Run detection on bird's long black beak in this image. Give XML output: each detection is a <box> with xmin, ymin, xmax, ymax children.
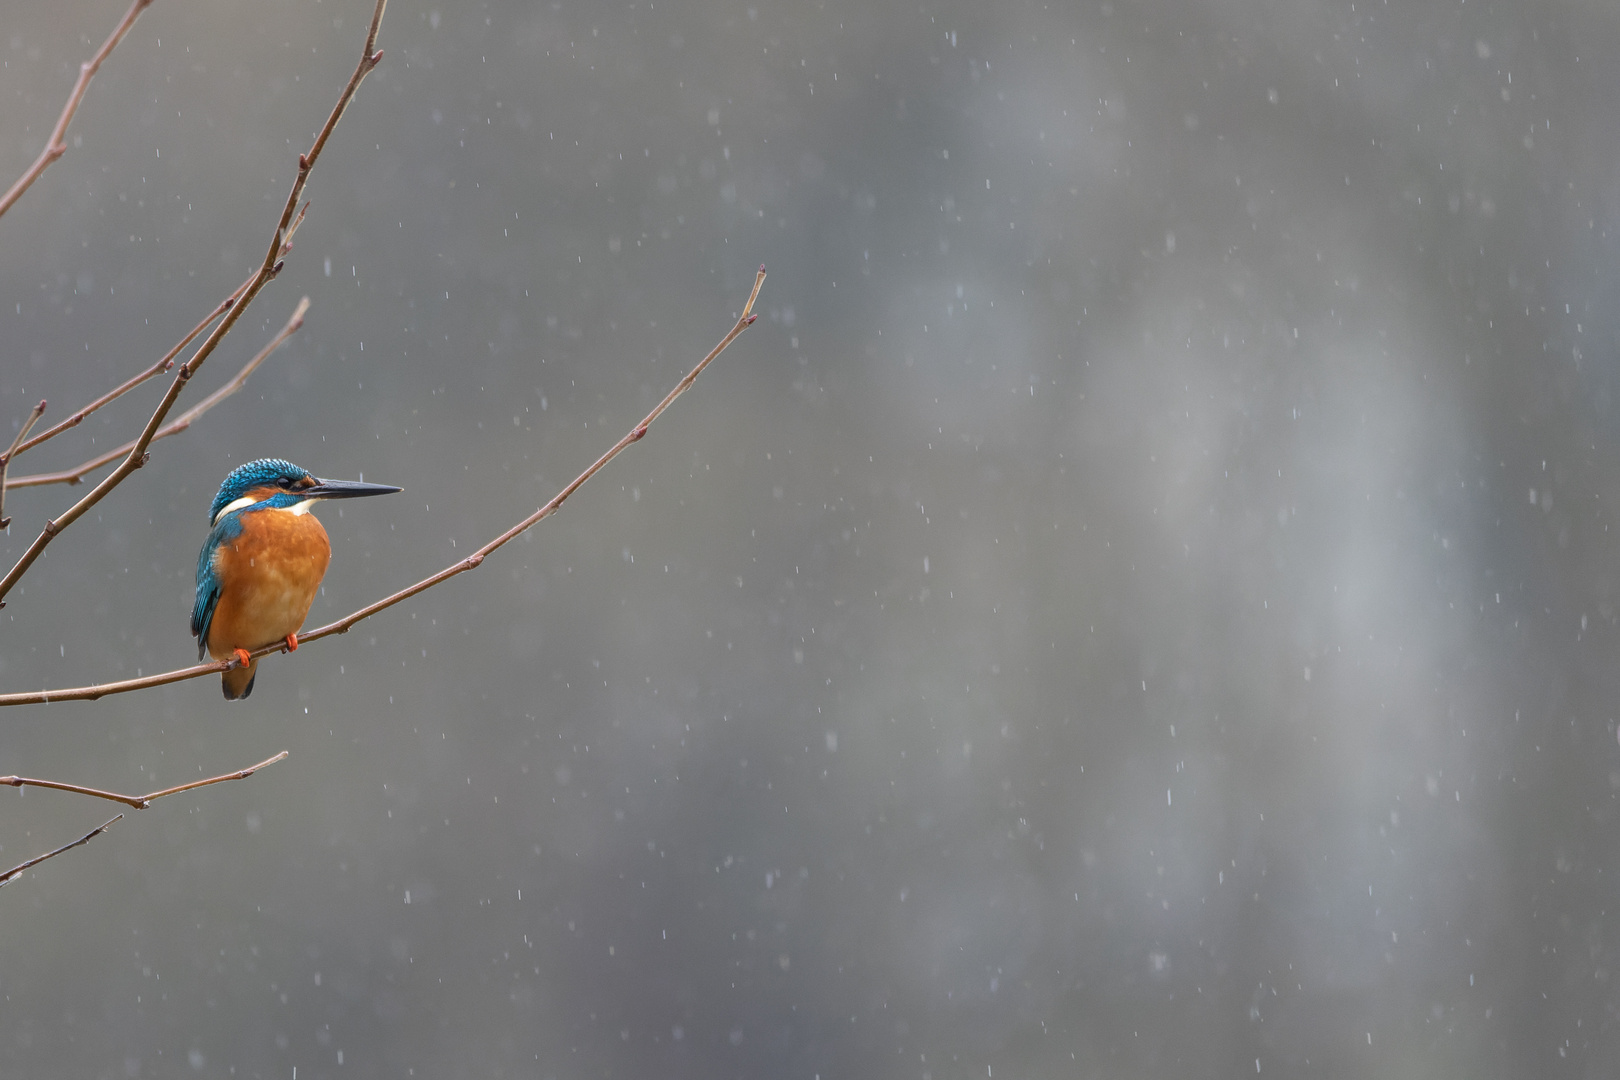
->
<box><xmin>305</xmin><ymin>478</ymin><xmax>402</xmax><ymax>500</ymax></box>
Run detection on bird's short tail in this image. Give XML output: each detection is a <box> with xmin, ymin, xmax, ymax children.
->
<box><xmin>222</xmin><ymin>657</ymin><xmax>259</xmax><ymax>700</ymax></box>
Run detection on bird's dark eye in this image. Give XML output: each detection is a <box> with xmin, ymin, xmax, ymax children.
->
<box><xmin>277</xmin><ymin>477</ymin><xmax>292</xmax><ymax>488</ymax></box>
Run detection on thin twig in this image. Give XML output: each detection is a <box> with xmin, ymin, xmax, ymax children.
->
<box><xmin>0</xmin><ymin>0</ymin><xmax>154</xmax><ymax>222</ymax></box>
<box><xmin>4</xmin><ymin>255</ymin><xmax>275</xmax><ymax>471</ymax></box>
<box><xmin>1</xmin><ymin>402</ymin><xmax>46</xmax><ymax>466</ymax></box>
<box><xmin>1</xmin><ymin>750</ymin><xmax>288</xmax><ymax>810</ymax></box>
<box><xmin>0</xmin><ymin>1</ymin><xmax>386</xmax><ymax>608</ymax></box>
<box><xmin>299</xmin><ymin>268</ymin><xmax>766</xmax><ymax>641</ymax></box>
<box><xmin>6</xmin><ymin>296</ymin><xmax>311</xmax><ymax>490</ymax></box>
<box><xmin>0</xmin><ymin>400</ymin><xmax>46</xmax><ymax>528</ymax></box>
<box><xmin>7</xmin><ymin>205</ymin><xmax>306</xmax><ymax>482</ymax></box>
<box><xmin>0</xmin><ymin>268</ymin><xmax>766</xmax><ymax>707</ymax></box>
<box><xmin>0</xmin><ymin>815</ymin><xmax>121</xmax><ymax>888</ymax></box>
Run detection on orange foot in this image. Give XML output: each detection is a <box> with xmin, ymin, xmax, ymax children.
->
<box><xmin>231</xmin><ymin>648</ymin><xmax>252</xmax><ymax>668</ymax></box>
<box><xmin>284</xmin><ymin>633</ymin><xmax>299</xmax><ymax>652</ymax></box>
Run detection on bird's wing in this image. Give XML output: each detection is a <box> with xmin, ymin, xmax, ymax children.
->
<box><xmin>191</xmin><ymin>513</ymin><xmax>243</xmax><ymax>659</ymax></box>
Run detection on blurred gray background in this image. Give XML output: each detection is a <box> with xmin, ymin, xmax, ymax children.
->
<box><xmin>3</xmin><ymin>0</ymin><xmax>1619</xmax><ymax>1076</ymax></box>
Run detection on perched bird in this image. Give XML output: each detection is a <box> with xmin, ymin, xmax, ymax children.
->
<box><xmin>192</xmin><ymin>458</ymin><xmax>400</xmax><ymax>699</ymax></box>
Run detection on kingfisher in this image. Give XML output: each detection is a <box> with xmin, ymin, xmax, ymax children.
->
<box><xmin>191</xmin><ymin>458</ymin><xmax>400</xmax><ymax>699</ymax></box>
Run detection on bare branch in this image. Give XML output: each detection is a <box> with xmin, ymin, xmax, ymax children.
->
<box><xmin>298</xmin><ymin>268</ymin><xmax>766</xmax><ymax>640</ymax></box>
<box><xmin>1</xmin><ymin>402</ymin><xmax>46</xmax><ymax>466</ymax></box>
<box><xmin>1</xmin><ymin>751</ymin><xmax>288</xmax><ymax>810</ymax></box>
<box><xmin>6</xmin><ymin>296</ymin><xmax>311</xmax><ymax>490</ymax></box>
<box><xmin>6</xmin><ymin>205</ymin><xmax>307</xmax><ymax>476</ymax></box>
<box><xmin>0</xmin><ymin>400</ymin><xmax>46</xmax><ymax>528</ymax></box>
<box><xmin>0</xmin><ymin>269</ymin><xmax>766</xmax><ymax>707</ymax></box>
<box><xmin>0</xmin><ymin>0</ymin><xmax>154</xmax><ymax>222</ymax></box>
<box><xmin>0</xmin><ymin>1</ymin><xmax>386</xmax><ymax>608</ymax></box>
<box><xmin>9</xmin><ymin>204</ymin><xmax>307</xmax><ymax>488</ymax></box>
<box><xmin>0</xmin><ymin>815</ymin><xmax>122</xmax><ymax>888</ymax></box>
<box><xmin>11</xmin><ymin>280</ymin><xmax>242</xmax><ymax>468</ymax></box>
<box><xmin>135</xmin><ymin>749</ymin><xmax>289</xmax><ymax>802</ymax></box>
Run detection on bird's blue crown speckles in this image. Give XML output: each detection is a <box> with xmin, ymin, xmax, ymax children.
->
<box><xmin>209</xmin><ymin>458</ymin><xmax>311</xmax><ymax>524</ymax></box>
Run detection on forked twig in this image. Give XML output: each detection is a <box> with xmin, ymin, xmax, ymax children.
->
<box><xmin>1</xmin><ymin>227</ymin><xmax>305</xmax><ymax>474</ymax></box>
<box><xmin>6</xmin><ymin>296</ymin><xmax>311</xmax><ymax>490</ymax></box>
<box><xmin>0</xmin><ymin>400</ymin><xmax>46</xmax><ymax>528</ymax></box>
<box><xmin>0</xmin><ymin>816</ymin><xmax>121</xmax><ymax>888</ymax></box>
<box><xmin>0</xmin><ymin>0</ymin><xmax>386</xmax><ymax>608</ymax></box>
<box><xmin>0</xmin><ymin>0</ymin><xmax>154</xmax><ymax>222</ymax></box>
<box><xmin>0</xmin><ymin>268</ymin><xmax>766</xmax><ymax>707</ymax></box>
<box><xmin>1</xmin><ymin>750</ymin><xmax>288</xmax><ymax>810</ymax></box>
<box><xmin>0</xmin><ymin>752</ymin><xmax>287</xmax><ymax>885</ymax></box>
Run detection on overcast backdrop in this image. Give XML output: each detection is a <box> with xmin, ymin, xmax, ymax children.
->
<box><xmin>4</xmin><ymin>0</ymin><xmax>1620</xmax><ymax>1077</ymax></box>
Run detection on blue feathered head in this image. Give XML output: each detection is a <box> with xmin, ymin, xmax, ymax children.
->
<box><xmin>208</xmin><ymin>459</ymin><xmax>312</xmax><ymax>524</ymax></box>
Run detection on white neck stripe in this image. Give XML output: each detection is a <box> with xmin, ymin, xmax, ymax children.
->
<box><xmin>213</xmin><ymin>495</ymin><xmax>260</xmax><ymax>524</ymax></box>
<box><xmin>212</xmin><ymin>495</ymin><xmax>317</xmax><ymax>526</ymax></box>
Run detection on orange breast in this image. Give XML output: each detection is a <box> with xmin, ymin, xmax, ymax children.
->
<box><xmin>205</xmin><ymin>508</ymin><xmax>331</xmax><ymax>659</ymax></box>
